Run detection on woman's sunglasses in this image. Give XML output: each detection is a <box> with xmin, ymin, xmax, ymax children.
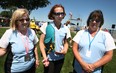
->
<box><xmin>53</xmin><ymin>12</ymin><xmax>65</xmax><ymax>16</ymax></box>
<box><xmin>18</xmin><ymin>18</ymin><xmax>30</xmax><ymax>22</ymax></box>
<box><xmin>90</xmin><ymin>19</ymin><xmax>101</xmax><ymax>23</ymax></box>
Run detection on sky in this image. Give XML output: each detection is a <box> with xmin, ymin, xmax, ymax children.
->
<box><xmin>0</xmin><ymin>0</ymin><xmax>116</xmax><ymax>29</ymax></box>
<box><xmin>30</xmin><ymin>0</ymin><xmax>116</xmax><ymax>29</ymax></box>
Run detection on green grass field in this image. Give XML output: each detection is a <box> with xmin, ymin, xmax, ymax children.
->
<box><xmin>0</xmin><ymin>28</ymin><xmax>116</xmax><ymax>73</ymax></box>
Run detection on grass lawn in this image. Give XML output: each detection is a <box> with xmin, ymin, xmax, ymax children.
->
<box><xmin>0</xmin><ymin>28</ymin><xmax>116</xmax><ymax>73</ymax></box>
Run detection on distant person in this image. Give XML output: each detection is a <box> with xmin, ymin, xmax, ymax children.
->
<box><xmin>76</xmin><ymin>23</ymin><xmax>80</xmax><ymax>31</ymax></box>
<box><xmin>39</xmin><ymin>4</ymin><xmax>71</xmax><ymax>73</ymax></box>
<box><xmin>38</xmin><ymin>21</ymin><xmax>43</xmax><ymax>27</ymax></box>
<box><xmin>65</xmin><ymin>20</ymin><xmax>71</xmax><ymax>28</ymax></box>
<box><xmin>72</xmin><ymin>10</ymin><xmax>116</xmax><ymax>73</ymax></box>
<box><xmin>103</xmin><ymin>28</ymin><xmax>109</xmax><ymax>32</ymax></box>
<box><xmin>0</xmin><ymin>8</ymin><xmax>39</xmax><ymax>73</ymax></box>
<box><xmin>65</xmin><ymin>20</ymin><xmax>72</xmax><ymax>48</ymax></box>
<box><xmin>30</xmin><ymin>19</ymin><xmax>37</xmax><ymax>31</ymax></box>
<box><xmin>109</xmin><ymin>29</ymin><xmax>112</xmax><ymax>35</ymax></box>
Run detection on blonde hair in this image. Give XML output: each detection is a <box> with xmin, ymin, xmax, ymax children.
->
<box><xmin>10</xmin><ymin>8</ymin><xmax>29</xmax><ymax>30</ymax></box>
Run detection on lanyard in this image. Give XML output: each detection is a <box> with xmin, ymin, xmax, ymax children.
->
<box><xmin>88</xmin><ymin>29</ymin><xmax>99</xmax><ymax>51</ymax></box>
<box><xmin>19</xmin><ymin>31</ymin><xmax>29</xmax><ymax>54</ymax></box>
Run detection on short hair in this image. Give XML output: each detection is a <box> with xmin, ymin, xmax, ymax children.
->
<box><xmin>10</xmin><ymin>8</ymin><xmax>29</xmax><ymax>30</ymax></box>
<box><xmin>65</xmin><ymin>20</ymin><xmax>70</xmax><ymax>26</ymax></box>
<box><xmin>87</xmin><ymin>10</ymin><xmax>104</xmax><ymax>28</ymax></box>
<box><xmin>48</xmin><ymin>4</ymin><xmax>66</xmax><ymax>20</ymax></box>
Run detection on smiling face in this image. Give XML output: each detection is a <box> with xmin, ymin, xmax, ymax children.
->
<box><xmin>10</xmin><ymin>8</ymin><xmax>30</xmax><ymax>31</ymax></box>
<box><xmin>48</xmin><ymin>4</ymin><xmax>66</xmax><ymax>20</ymax></box>
<box><xmin>88</xmin><ymin>17</ymin><xmax>101</xmax><ymax>32</ymax></box>
<box><xmin>53</xmin><ymin>7</ymin><xmax>65</xmax><ymax>23</ymax></box>
<box><xmin>87</xmin><ymin>10</ymin><xmax>104</xmax><ymax>33</ymax></box>
<box><xmin>16</xmin><ymin>13</ymin><xmax>30</xmax><ymax>31</ymax></box>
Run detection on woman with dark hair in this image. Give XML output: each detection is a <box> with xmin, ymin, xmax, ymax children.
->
<box><xmin>72</xmin><ymin>10</ymin><xmax>116</xmax><ymax>73</ymax></box>
<box><xmin>39</xmin><ymin>4</ymin><xmax>71</xmax><ymax>73</ymax></box>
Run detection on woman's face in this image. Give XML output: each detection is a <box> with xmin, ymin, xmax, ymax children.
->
<box><xmin>17</xmin><ymin>14</ymin><xmax>30</xmax><ymax>31</ymax></box>
<box><xmin>88</xmin><ymin>18</ymin><xmax>101</xmax><ymax>32</ymax></box>
<box><xmin>53</xmin><ymin>7</ymin><xmax>65</xmax><ymax>23</ymax></box>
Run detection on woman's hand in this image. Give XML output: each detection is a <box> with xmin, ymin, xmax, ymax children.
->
<box><xmin>42</xmin><ymin>58</ymin><xmax>49</xmax><ymax>67</ymax></box>
<box><xmin>55</xmin><ymin>46</ymin><xmax>68</xmax><ymax>55</ymax></box>
<box><xmin>81</xmin><ymin>62</ymin><xmax>94</xmax><ymax>73</ymax></box>
<box><xmin>35</xmin><ymin>59</ymin><xmax>40</xmax><ymax>68</ymax></box>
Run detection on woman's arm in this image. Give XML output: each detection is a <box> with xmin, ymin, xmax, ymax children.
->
<box><xmin>34</xmin><ymin>46</ymin><xmax>39</xmax><ymax>68</ymax></box>
<box><xmin>92</xmin><ymin>50</ymin><xmax>113</xmax><ymax>69</ymax></box>
<box><xmin>0</xmin><ymin>48</ymin><xmax>7</xmax><ymax>57</ymax></box>
<box><xmin>39</xmin><ymin>34</ymin><xmax>49</xmax><ymax>67</ymax></box>
<box><xmin>72</xmin><ymin>42</ymin><xmax>93</xmax><ymax>72</ymax></box>
<box><xmin>90</xmin><ymin>32</ymin><xmax>115</xmax><ymax>70</ymax></box>
<box><xmin>39</xmin><ymin>34</ymin><xmax>47</xmax><ymax>59</ymax></box>
<box><xmin>60</xmin><ymin>39</ymin><xmax>69</xmax><ymax>55</ymax></box>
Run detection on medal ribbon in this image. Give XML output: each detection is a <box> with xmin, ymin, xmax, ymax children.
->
<box><xmin>19</xmin><ymin>31</ymin><xmax>29</xmax><ymax>55</ymax></box>
<box><xmin>88</xmin><ymin>29</ymin><xmax>99</xmax><ymax>51</ymax></box>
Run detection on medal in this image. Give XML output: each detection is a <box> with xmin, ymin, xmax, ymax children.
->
<box><xmin>19</xmin><ymin>31</ymin><xmax>30</xmax><ymax>61</ymax></box>
<box><xmin>86</xmin><ymin>50</ymin><xmax>91</xmax><ymax>57</ymax></box>
<box><xmin>25</xmin><ymin>54</ymin><xmax>31</xmax><ymax>61</ymax></box>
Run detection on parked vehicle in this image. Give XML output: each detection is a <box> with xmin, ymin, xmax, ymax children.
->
<box><xmin>0</xmin><ymin>17</ymin><xmax>10</xmax><ymax>27</ymax></box>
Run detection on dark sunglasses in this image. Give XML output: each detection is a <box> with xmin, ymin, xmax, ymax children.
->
<box><xmin>89</xmin><ymin>19</ymin><xmax>101</xmax><ymax>23</ymax></box>
<box><xmin>53</xmin><ymin>12</ymin><xmax>65</xmax><ymax>16</ymax></box>
<box><xmin>18</xmin><ymin>18</ymin><xmax>30</xmax><ymax>22</ymax></box>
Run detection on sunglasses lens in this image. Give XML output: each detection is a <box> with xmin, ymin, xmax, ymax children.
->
<box><xmin>19</xmin><ymin>18</ymin><xmax>30</xmax><ymax>22</ymax></box>
<box><xmin>54</xmin><ymin>12</ymin><xmax>64</xmax><ymax>16</ymax></box>
<box><xmin>90</xmin><ymin>19</ymin><xmax>100</xmax><ymax>23</ymax></box>
<box><xmin>96</xmin><ymin>20</ymin><xmax>100</xmax><ymax>23</ymax></box>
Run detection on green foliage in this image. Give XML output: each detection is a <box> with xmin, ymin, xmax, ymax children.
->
<box><xmin>0</xmin><ymin>28</ymin><xmax>8</xmax><ymax>38</ymax></box>
<box><xmin>102</xmin><ymin>50</ymin><xmax>116</xmax><ymax>73</ymax></box>
<box><xmin>0</xmin><ymin>11</ymin><xmax>12</xmax><ymax>18</ymax></box>
<box><xmin>0</xmin><ymin>56</ymin><xmax>6</xmax><ymax>73</ymax></box>
<box><xmin>0</xmin><ymin>0</ymin><xmax>50</xmax><ymax>12</ymax></box>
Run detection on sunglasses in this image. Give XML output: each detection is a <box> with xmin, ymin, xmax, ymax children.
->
<box><xmin>89</xmin><ymin>19</ymin><xmax>101</xmax><ymax>23</ymax></box>
<box><xmin>53</xmin><ymin>12</ymin><xmax>65</xmax><ymax>16</ymax></box>
<box><xmin>18</xmin><ymin>18</ymin><xmax>30</xmax><ymax>22</ymax></box>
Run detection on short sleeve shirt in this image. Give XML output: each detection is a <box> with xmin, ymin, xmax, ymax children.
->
<box><xmin>73</xmin><ymin>29</ymin><xmax>116</xmax><ymax>73</ymax></box>
<box><xmin>0</xmin><ymin>28</ymin><xmax>39</xmax><ymax>72</ymax></box>
<box><xmin>40</xmin><ymin>22</ymin><xmax>71</xmax><ymax>61</ymax></box>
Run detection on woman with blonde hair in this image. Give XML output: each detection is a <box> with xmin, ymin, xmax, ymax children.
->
<box><xmin>0</xmin><ymin>8</ymin><xmax>39</xmax><ymax>73</ymax></box>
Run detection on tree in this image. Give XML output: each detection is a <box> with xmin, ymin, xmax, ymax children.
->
<box><xmin>0</xmin><ymin>11</ymin><xmax>12</xmax><ymax>18</ymax></box>
<box><xmin>0</xmin><ymin>0</ymin><xmax>50</xmax><ymax>12</ymax></box>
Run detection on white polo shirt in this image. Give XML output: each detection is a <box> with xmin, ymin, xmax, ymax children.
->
<box><xmin>73</xmin><ymin>29</ymin><xmax>116</xmax><ymax>73</ymax></box>
<box><xmin>40</xmin><ymin>22</ymin><xmax>71</xmax><ymax>61</ymax></box>
<box><xmin>0</xmin><ymin>28</ymin><xmax>38</xmax><ymax>72</ymax></box>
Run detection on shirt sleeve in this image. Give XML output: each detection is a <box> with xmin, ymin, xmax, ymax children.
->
<box><xmin>72</xmin><ymin>30</ymin><xmax>84</xmax><ymax>44</ymax></box>
<box><xmin>31</xmin><ymin>29</ymin><xmax>39</xmax><ymax>45</ymax></box>
<box><xmin>0</xmin><ymin>29</ymin><xmax>12</xmax><ymax>48</ymax></box>
<box><xmin>40</xmin><ymin>22</ymin><xmax>48</xmax><ymax>34</ymax></box>
<box><xmin>105</xmin><ymin>32</ymin><xmax>116</xmax><ymax>51</ymax></box>
<box><xmin>66</xmin><ymin>26</ymin><xmax>71</xmax><ymax>39</ymax></box>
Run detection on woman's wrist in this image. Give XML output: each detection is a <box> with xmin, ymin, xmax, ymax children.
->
<box><xmin>35</xmin><ymin>59</ymin><xmax>40</xmax><ymax>62</ymax></box>
<box><xmin>42</xmin><ymin>58</ymin><xmax>49</xmax><ymax>63</ymax></box>
<box><xmin>36</xmin><ymin>59</ymin><xmax>39</xmax><ymax>61</ymax></box>
<box><xmin>93</xmin><ymin>63</ymin><xmax>97</xmax><ymax>69</ymax></box>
